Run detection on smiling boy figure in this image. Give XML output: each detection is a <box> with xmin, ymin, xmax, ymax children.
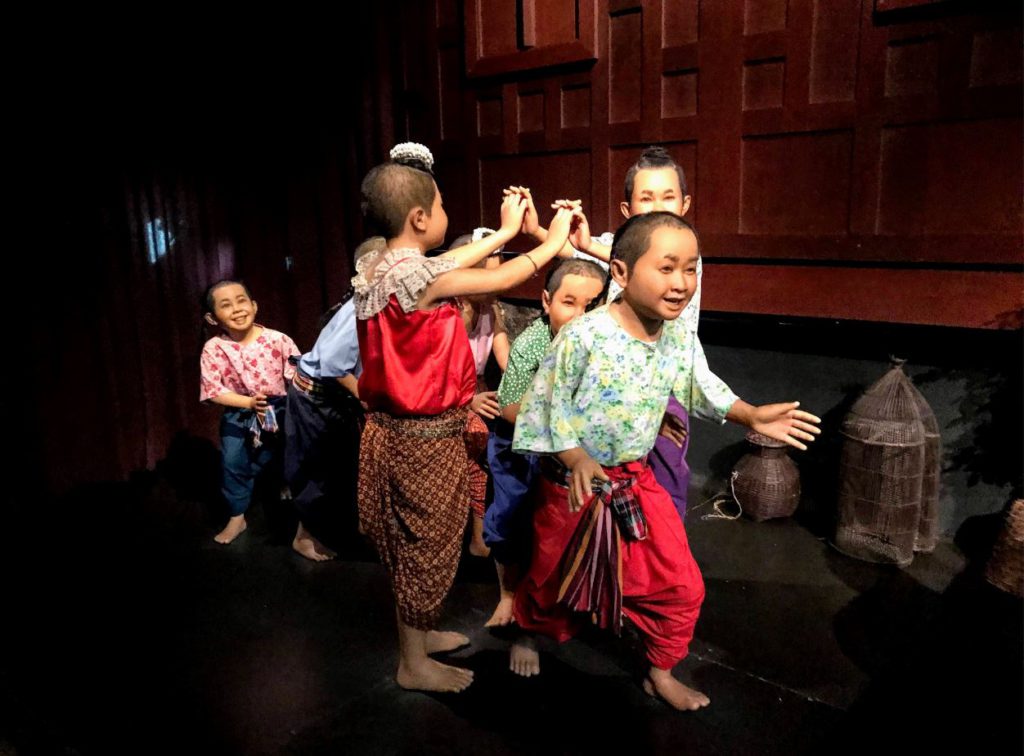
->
<box><xmin>512</xmin><ymin>212</ymin><xmax>821</xmax><ymax>710</ymax></box>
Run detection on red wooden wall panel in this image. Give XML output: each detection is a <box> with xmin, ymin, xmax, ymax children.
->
<box><xmin>420</xmin><ymin>0</ymin><xmax>1022</xmax><ymax>328</ymax></box>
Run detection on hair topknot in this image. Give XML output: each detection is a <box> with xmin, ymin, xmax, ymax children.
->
<box><xmin>390</xmin><ymin>142</ymin><xmax>434</xmax><ymax>174</ymax></box>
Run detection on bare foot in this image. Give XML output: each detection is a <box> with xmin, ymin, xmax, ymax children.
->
<box><xmin>643</xmin><ymin>668</ymin><xmax>710</xmax><ymax>711</ymax></box>
<box><xmin>214</xmin><ymin>515</ymin><xmax>247</xmax><ymax>544</ymax></box>
<box><xmin>292</xmin><ymin>522</ymin><xmax>336</xmax><ymax>562</ymax></box>
<box><xmin>425</xmin><ymin>630</ymin><xmax>470</xmax><ymax>654</ymax></box>
<box><xmin>484</xmin><ymin>595</ymin><xmax>515</xmax><ymax>628</ymax></box>
<box><xmin>397</xmin><ymin>658</ymin><xmax>474</xmax><ymax>693</ymax></box>
<box><xmin>469</xmin><ymin>515</ymin><xmax>491</xmax><ymax>558</ymax></box>
<box><xmin>509</xmin><ymin>635</ymin><xmax>540</xmax><ymax>677</ymax></box>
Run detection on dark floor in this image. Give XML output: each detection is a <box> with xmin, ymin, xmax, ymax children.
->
<box><xmin>1</xmin><ymin>474</ymin><xmax>1021</xmax><ymax>756</ymax></box>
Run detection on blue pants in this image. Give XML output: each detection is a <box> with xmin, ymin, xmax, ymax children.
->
<box><xmin>220</xmin><ymin>398</ymin><xmax>285</xmax><ymax>516</ymax></box>
<box><xmin>283</xmin><ymin>379</ymin><xmax>363</xmax><ymax>540</ymax></box>
<box><xmin>483</xmin><ymin>418</ymin><xmax>540</xmax><ymax>565</ymax></box>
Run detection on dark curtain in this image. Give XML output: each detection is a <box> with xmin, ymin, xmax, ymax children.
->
<box><xmin>17</xmin><ymin>8</ymin><xmax>409</xmax><ymax>497</ymax></box>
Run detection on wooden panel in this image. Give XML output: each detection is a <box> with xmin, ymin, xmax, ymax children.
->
<box><xmin>527</xmin><ymin>0</ymin><xmax>578</xmax><ymax>47</ymax></box>
<box><xmin>877</xmin><ymin>118</ymin><xmax>1023</xmax><ymax>237</ymax></box>
<box><xmin>609</xmin><ymin>9</ymin><xmax>643</xmax><ymax>124</ymax></box>
<box><xmin>662</xmin><ymin>69</ymin><xmax>699</xmax><ymax>118</ymax></box>
<box><xmin>702</xmin><ymin>265</ymin><xmax>1024</xmax><ymax>329</ymax></box>
<box><xmin>743</xmin><ymin>58</ymin><xmax>785</xmax><ymax>110</ymax></box>
<box><xmin>970</xmin><ymin>28</ymin><xmax>1024</xmax><ymax>89</ymax></box>
<box><xmin>809</xmin><ymin>0</ymin><xmax>859</xmax><ymax>103</ymax></box>
<box><xmin>479</xmin><ymin>0</ymin><xmax>518</xmax><ymax>57</ymax></box>
<box><xmin>477</xmin><ymin>95</ymin><xmax>503</xmax><ymax>136</ymax></box>
<box><xmin>464</xmin><ymin>0</ymin><xmax>597</xmax><ymax>77</ymax></box>
<box><xmin>885</xmin><ymin>35</ymin><xmax>940</xmax><ymax>98</ymax></box>
<box><xmin>561</xmin><ymin>84</ymin><xmax>591</xmax><ymax>128</ymax></box>
<box><xmin>518</xmin><ymin>91</ymin><xmax>545</xmax><ymax>133</ymax></box>
<box><xmin>662</xmin><ymin>0</ymin><xmax>700</xmax><ymax>47</ymax></box>
<box><xmin>740</xmin><ymin>131</ymin><xmax>852</xmax><ymax>235</ymax></box>
<box><xmin>433</xmin><ymin>0</ymin><xmax>1023</xmax><ymax>328</ymax></box>
<box><xmin>744</xmin><ymin>0</ymin><xmax>787</xmax><ymax>35</ymax></box>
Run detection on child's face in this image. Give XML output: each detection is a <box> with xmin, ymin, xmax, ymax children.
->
<box><xmin>615</xmin><ymin>226</ymin><xmax>698</xmax><ymax>323</ymax></box>
<box><xmin>206</xmin><ymin>283</ymin><xmax>258</xmax><ymax>336</ymax></box>
<box><xmin>621</xmin><ymin>167</ymin><xmax>692</xmax><ymax>219</ymax></box>
<box><xmin>543</xmin><ymin>273</ymin><xmax>606</xmax><ymax>335</ymax></box>
<box><xmin>423</xmin><ymin>182</ymin><xmax>449</xmax><ymax>249</ymax></box>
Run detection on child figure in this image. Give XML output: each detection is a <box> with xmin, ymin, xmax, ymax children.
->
<box><xmin>200</xmin><ymin>280</ymin><xmax>300</xmax><ymax>544</ymax></box>
<box><xmin>481</xmin><ymin>257</ymin><xmax>607</xmax><ymax>636</ymax></box>
<box><xmin>512</xmin><ymin>213</ymin><xmax>821</xmax><ymax>709</ymax></box>
<box><xmin>353</xmin><ymin>142</ymin><xmax>578</xmax><ymax>694</ymax></box>
<box><xmin>450</xmin><ymin>230</ymin><xmax>511</xmax><ymax>558</ymax></box>
<box><xmin>515</xmin><ymin>147</ymin><xmax>699</xmax><ymax>519</ymax></box>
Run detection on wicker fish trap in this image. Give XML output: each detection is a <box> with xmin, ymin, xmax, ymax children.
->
<box><xmin>835</xmin><ymin>360</ymin><xmax>926</xmax><ymax>566</ymax></box>
<box><xmin>732</xmin><ymin>431</ymin><xmax>801</xmax><ymax>521</ymax></box>
<box><xmin>985</xmin><ymin>499</ymin><xmax>1024</xmax><ymax>598</ymax></box>
<box><xmin>908</xmin><ymin>381</ymin><xmax>942</xmax><ymax>554</ymax></box>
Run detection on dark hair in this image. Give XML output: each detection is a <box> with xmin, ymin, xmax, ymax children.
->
<box><xmin>623</xmin><ymin>146</ymin><xmax>689</xmax><ymax>202</ymax></box>
<box><xmin>316</xmin><ymin>287</ymin><xmax>355</xmax><ymax>333</ymax></box>
<box><xmin>611</xmin><ymin>211</ymin><xmax>698</xmax><ymax>272</ymax></box>
<box><xmin>360</xmin><ymin>161</ymin><xmax>437</xmax><ymax>239</ymax></box>
<box><xmin>544</xmin><ymin>258</ymin><xmax>608</xmax><ymax>297</ymax></box>
<box><xmin>202</xmin><ymin>279</ymin><xmax>253</xmax><ymax>314</ymax></box>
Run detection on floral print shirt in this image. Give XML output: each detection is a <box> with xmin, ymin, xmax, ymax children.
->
<box><xmin>200</xmin><ymin>326</ymin><xmax>299</xmax><ymax>401</ymax></box>
<box><xmin>512</xmin><ymin>306</ymin><xmax>737</xmax><ymax>465</ymax></box>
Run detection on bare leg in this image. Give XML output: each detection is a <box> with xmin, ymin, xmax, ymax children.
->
<box><xmin>292</xmin><ymin>521</ymin><xmax>337</xmax><ymax>562</ymax></box>
<box><xmin>485</xmin><ymin>562</ymin><xmax>517</xmax><ymax>627</ymax></box>
<box><xmin>643</xmin><ymin>666</ymin><xmax>710</xmax><ymax>711</ymax></box>
<box><xmin>214</xmin><ymin>514</ymin><xmax>247</xmax><ymax>544</ymax></box>
<box><xmin>469</xmin><ymin>514</ymin><xmax>491</xmax><ymax>558</ymax></box>
<box><xmin>509</xmin><ymin>632</ymin><xmax>540</xmax><ymax>677</ymax></box>
<box><xmin>395</xmin><ymin>613</ymin><xmax>474</xmax><ymax>693</ymax></box>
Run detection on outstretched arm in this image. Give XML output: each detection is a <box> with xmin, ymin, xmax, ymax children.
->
<box><xmin>725</xmin><ymin>399</ymin><xmax>821</xmax><ymax>451</ymax></box>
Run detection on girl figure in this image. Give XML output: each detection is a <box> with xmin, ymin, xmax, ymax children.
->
<box><xmin>200</xmin><ymin>280</ymin><xmax>300</xmax><ymax>544</ymax></box>
<box><xmin>451</xmin><ymin>229</ymin><xmax>511</xmax><ymax>558</ymax></box>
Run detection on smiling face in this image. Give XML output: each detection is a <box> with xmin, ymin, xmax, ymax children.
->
<box><xmin>543</xmin><ymin>272</ymin><xmax>606</xmax><ymax>335</ymax></box>
<box><xmin>206</xmin><ymin>283</ymin><xmax>258</xmax><ymax>338</ymax></box>
<box><xmin>621</xmin><ymin>167</ymin><xmax>691</xmax><ymax>219</ymax></box>
<box><xmin>615</xmin><ymin>225</ymin><xmax>698</xmax><ymax>323</ymax></box>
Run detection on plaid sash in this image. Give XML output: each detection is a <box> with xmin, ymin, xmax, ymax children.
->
<box><xmin>249</xmin><ymin>404</ymin><xmax>279</xmax><ymax>448</ymax></box>
<box><xmin>551</xmin><ymin>462</ymin><xmax>649</xmax><ymax>635</ymax></box>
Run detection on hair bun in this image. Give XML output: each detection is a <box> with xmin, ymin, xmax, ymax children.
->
<box><xmin>390</xmin><ymin>142</ymin><xmax>435</xmax><ymax>174</ymax></box>
<box><xmin>640</xmin><ymin>145</ymin><xmax>671</xmax><ymax>160</ymax></box>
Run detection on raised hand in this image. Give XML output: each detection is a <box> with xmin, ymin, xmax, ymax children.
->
<box><xmin>749</xmin><ymin>402</ymin><xmax>821</xmax><ymax>451</ymax></box>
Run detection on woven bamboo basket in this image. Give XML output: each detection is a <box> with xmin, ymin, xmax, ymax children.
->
<box><xmin>732</xmin><ymin>431</ymin><xmax>801</xmax><ymax>521</ymax></box>
<box><xmin>908</xmin><ymin>381</ymin><xmax>942</xmax><ymax>553</ymax></box>
<box><xmin>985</xmin><ymin>499</ymin><xmax>1024</xmax><ymax>597</ymax></box>
<box><xmin>835</xmin><ymin>361</ymin><xmax>925</xmax><ymax>566</ymax></box>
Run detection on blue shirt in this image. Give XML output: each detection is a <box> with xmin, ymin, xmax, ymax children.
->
<box><xmin>298</xmin><ymin>299</ymin><xmax>362</xmax><ymax>379</ymax></box>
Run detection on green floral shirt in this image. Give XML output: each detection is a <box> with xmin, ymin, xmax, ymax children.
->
<box><xmin>496</xmin><ymin>318</ymin><xmax>552</xmax><ymax>409</ymax></box>
<box><xmin>512</xmin><ymin>305</ymin><xmax>738</xmax><ymax>466</ymax></box>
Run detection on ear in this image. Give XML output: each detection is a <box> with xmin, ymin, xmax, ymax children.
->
<box><xmin>680</xmin><ymin>195</ymin><xmax>692</xmax><ymax>216</ymax></box>
<box><xmin>619</xmin><ymin>201</ymin><xmax>631</xmax><ymax>220</ymax></box>
<box><xmin>251</xmin><ymin>300</ymin><xmax>258</xmax><ymax>318</ymax></box>
<box><xmin>204</xmin><ymin>313</ymin><xmax>218</xmax><ymax>327</ymax></box>
<box><xmin>410</xmin><ymin>206</ymin><xmax>428</xmax><ymax>233</ymax></box>
<box><xmin>541</xmin><ymin>289</ymin><xmax>552</xmax><ymax>315</ymax></box>
<box><xmin>610</xmin><ymin>259</ymin><xmax>629</xmax><ymax>289</ymax></box>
